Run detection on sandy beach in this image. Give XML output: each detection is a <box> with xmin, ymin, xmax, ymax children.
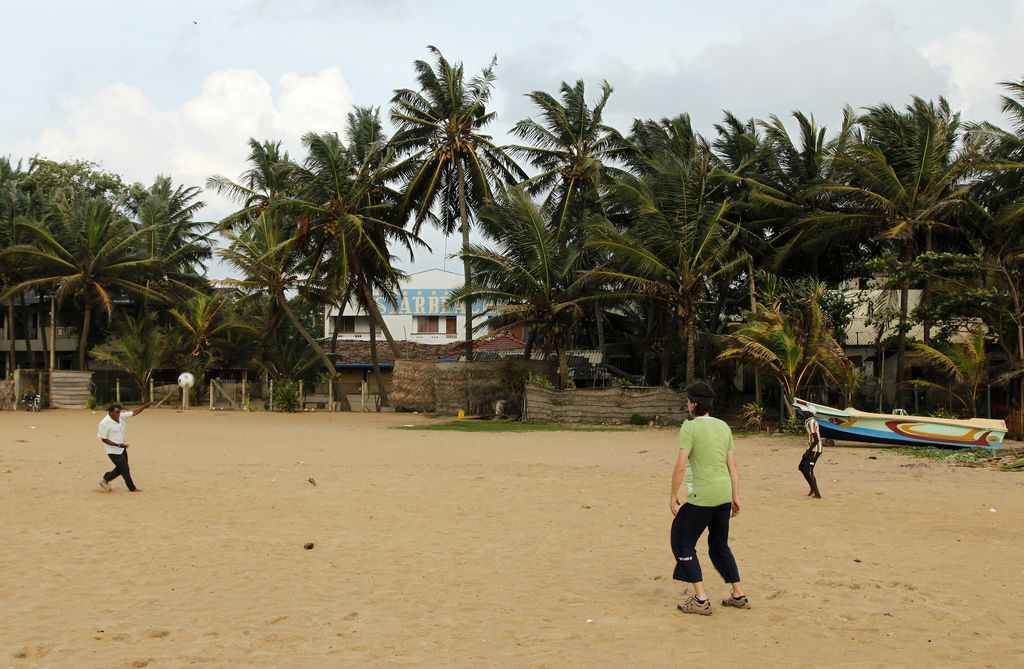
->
<box><xmin>1</xmin><ymin>409</ymin><xmax>1022</xmax><ymax>668</ymax></box>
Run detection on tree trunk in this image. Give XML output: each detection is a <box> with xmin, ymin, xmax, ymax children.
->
<box><xmin>7</xmin><ymin>302</ymin><xmax>15</xmax><ymax>374</ymax></box>
<box><xmin>40</xmin><ymin>298</ymin><xmax>49</xmax><ymax>367</ymax></box>
<box><xmin>329</xmin><ymin>301</ymin><xmax>344</xmax><ymax>359</ymax></box>
<box><xmin>369</xmin><ymin>318</ymin><xmax>388</xmax><ymax>410</ymax></box>
<box><xmin>685</xmin><ymin>313</ymin><xmax>697</xmax><ymax>387</ymax></box>
<box><xmin>660</xmin><ymin>310</ymin><xmax>675</xmax><ymax>386</ymax></box>
<box><xmin>455</xmin><ymin>159</ymin><xmax>474</xmax><ymax>363</ymax></box>
<box><xmin>78</xmin><ymin>304</ymin><xmax>92</xmax><ymax>371</ymax></box>
<box><xmin>19</xmin><ymin>292</ymin><xmax>33</xmax><ymax>367</ymax></box>
<box><xmin>362</xmin><ymin>283</ymin><xmax>401</xmax><ymax>359</ymax></box>
<box><xmin>749</xmin><ymin>256</ymin><xmax>762</xmax><ymax>405</ymax></box>
<box><xmin>895</xmin><ymin>244</ymin><xmax>913</xmax><ymax>388</ymax></box>
<box><xmin>557</xmin><ymin>343</ymin><xmax>570</xmax><ymax>390</ymax></box>
<box><xmin>274</xmin><ymin>292</ymin><xmax>351</xmax><ymax>411</ymax></box>
<box><xmin>523</xmin><ymin>327</ymin><xmax>537</xmax><ymax>360</ymax></box>
<box><xmin>594</xmin><ymin>305</ymin><xmax>606</xmax><ymax>355</ymax></box>
<box><xmin>641</xmin><ymin>300</ymin><xmax>656</xmax><ymax>385</ymax></box>
<box><xmin>923</xmin><ymin>227</ymin><xmax>933</xmax><ymax>342</ymax></box>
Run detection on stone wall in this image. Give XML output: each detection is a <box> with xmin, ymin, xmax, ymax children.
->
<box><xmin>524</xmin><ymin>384</ymin><xmax>688</xmax><ymax>424</ymax></box>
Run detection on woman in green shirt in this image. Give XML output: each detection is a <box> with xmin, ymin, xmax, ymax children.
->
<box><xmin>669</xmin><ymin>382</ymin><xmax>748</xmax><ymax>615</ymax></box>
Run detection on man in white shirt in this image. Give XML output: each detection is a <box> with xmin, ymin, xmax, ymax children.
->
<box><xmin>98</xmin><ymin>401</ymin><xmax>152</xmax><ymax>492</ymax></box>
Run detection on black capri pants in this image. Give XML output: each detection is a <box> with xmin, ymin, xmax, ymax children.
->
<box><xmin>670</xmin><ymin>501</ymin><xmax>741</xmax><ymax>584</ymax></box>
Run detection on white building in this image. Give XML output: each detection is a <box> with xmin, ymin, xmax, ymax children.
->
<box><xmin>324</xmin><ymin>268</ymin><xmax>489</xmax><ymax>344</ymax></box>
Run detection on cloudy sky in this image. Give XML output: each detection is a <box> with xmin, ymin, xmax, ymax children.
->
<box><xmin>4</xmin><ymin>0</ymin><xmax>1024</xmax><ymax>277</ymax></box>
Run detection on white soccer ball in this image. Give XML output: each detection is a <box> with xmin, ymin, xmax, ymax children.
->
<box><xmin>178</xmin><ymin>372</ymin><xmax>195</xmax><ymax>388</ymax></box>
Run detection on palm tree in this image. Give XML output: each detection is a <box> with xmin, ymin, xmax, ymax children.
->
<box><xmin>509</xmin><ymin>80</ymin><xmax>621</xmax><ymax>353</ymax></box>
<box><xmin>800</xmin><ymin>98</ymin><xmax>986</xmax><ymax>384</ymax></box>
<box><xmin>593</xmin><ymin>117</ymin><xmax>746</xmax><ymax>386</ymax></box>
<box><xmin>909</xmin><ymin>332</ymin><xmax>990</xmax><ymax>416</ymax></box>
<box><xmin>167</xmin><ymin>292</ymin><xmax>253</xmax><ymax>368</ymax></box>
<box><xmin>390</xmin><ymin>46</ymin><xmax>525</xmax><ymax>360</ymax></box>
<box><xmin>0</xmin><ymin>157</ymin><xmax>31</xmax><ymax>374</ymax></box>
<box><xmin>128</xmin><ymin>176</ymin><xmax>212</xmax><ymax>303</ymax></box>
<box><xmin>717</xmin><ymin>281</ymin><xmax>855</xmax><ymax>416</ymax></box>
<box><xmin>90</xmin><ymin>314</ymin><xmax>169</xmax><ymax>399</ymax></box>
<box><xmin>754</xmin><ymin>109</ymin><xmax>859</xmax><ymax>279</ymax></box>
<box><xmin>510</xmin><ymin>79</ymin><xmax>620</xmax><ymax>230</ymax></box>
<box><xmin>217</xmin><ymin>209</ymin><xmax>351</xmax><ymax>410</ymax></box>
<box><xmin>450</xmin><ymin>188</ymin><xmax>598</xmax><ymax>388</ymax></box>
<box><xmin>282</xmin><ymin>127</ymin><xmax>424</xmax><ymax>406</ymax></box>
<box><xmin>2</xmin><ymin>192</ymin><xmax>163</xmax><ymax>369</ymax></box>
<box><xmin>206</xmin><ymin>140</ymin><xmax>294</xmax><ymax>232</ymax></box>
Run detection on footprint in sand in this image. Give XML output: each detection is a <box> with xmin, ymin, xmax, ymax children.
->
<box><xmin>146</xmin><ymin>629</ymin><xmax>170</xmax><ymax>638</ymax></box>
<box><xmin>343</xmin><ymin>612</ymin><xmax>359</xmax><ymax>621</ymax></box>
<box><xmin>131</xmin><ymin>660</ymin><xmax>151</xmax><ymax>668</ymax></box>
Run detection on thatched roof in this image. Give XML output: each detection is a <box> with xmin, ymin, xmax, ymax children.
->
<box><xmin>324</xmin><ymin>339</ymin><xmax>463</xmax><ymax>365</ymax></box>
<box><xmin>992</xmin><ymin>367</ymin><xmax>1024</xmax><ymax>387</ymax></box>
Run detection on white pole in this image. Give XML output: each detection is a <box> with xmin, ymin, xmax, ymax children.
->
<box><xmin>116</xmin><ymin>378</ymin><xmax>120</xmax><ymax>403</ymax></box>
<box><xmin>149</xmin><ymin>378</ymin><xmax>154</xmax><ymax>403</ymax></box>
<box><xmin>242</xmin><ymin>371</ymin><xmax>248</xmax><ymax>411</ymax></box>
<box><xmin>210</xmin><ymin>380</ymin><xmax>214</xmax><ymax>410</ymax></box>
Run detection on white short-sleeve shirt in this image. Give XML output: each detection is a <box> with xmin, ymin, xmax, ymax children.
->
<box><xmin>98</xmin><ymin>411</ymin><xmax>134</xmax><ymax>455</ymax></box>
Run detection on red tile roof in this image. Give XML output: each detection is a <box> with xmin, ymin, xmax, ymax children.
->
<box><xmin>474</xmin><ymin>332</ymin><xmax>527</xmax><ymax>351</ymax></box>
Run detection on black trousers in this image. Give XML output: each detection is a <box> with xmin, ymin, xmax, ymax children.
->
<box><xmin>103</xmin><ymin>452</ymin><xmax>137</xmax><ymax>491</ymax></box>
<box><xmin>798</xmin><ymin>449</ymin><xmax>822</xmax><ymax>495</ymax></box>
<box><xmin>670</xmin><ymin>502</ymin><xmax>741</xmax><ymax>584</ymax></box>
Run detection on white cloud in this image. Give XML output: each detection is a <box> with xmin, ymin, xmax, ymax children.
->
<box><xmin>922</xmin><ymin>8</ymin><xmax>1024</xmax><ymax>123</ymax></box>
<box><xmin>21</xmin><ymin>67</ymin><xmax>354</xmax><ymax>212</ymax></box>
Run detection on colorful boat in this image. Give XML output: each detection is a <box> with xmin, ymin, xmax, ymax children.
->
<box><xmin>791</xmin><ymin>397</ymin><xmax>1007</xmax><ymax>449</ymax></box>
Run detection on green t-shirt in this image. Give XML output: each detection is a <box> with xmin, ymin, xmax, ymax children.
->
<box><xmin>679</xmin><ymin>415</ymin><xmax>735</xmax><ymax>507</ymax></box>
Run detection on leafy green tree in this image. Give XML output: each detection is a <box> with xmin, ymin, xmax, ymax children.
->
<box><xmin>217</xmin><ymin>209</ymin><xmax>351</xmax><ymax>410</ymax></box>
<box><xmin>167</xmin><ymin>291</ymin><xmax>254</xmax><ymax>370</ymax></box>
<box><xmin>20</xmin><ymin>158</ymin><xmax>126</xmax><ymax>203</ymax></box>
<box><xmin>510</xmin><ymin>80</ymin><xmax>621</xmax><ymax>352</ymax></box>
<box><xmin>2</xmin><ymin>193</ymin><xmax>162</xmax><ymax>369</ymax></box>
<box><xmin>717</xmin><ymin>281</ymin><xmax>854</xmax><ymax>415</ymax></box>
<box><xmin>450</xmin><ymin>188</ymin><xmax>599</xmax><ymax>388</ymax></box>
<box><xmin>593</xmin><ymin>117</ymin><xmax>745</xmax><ymax>385</ymax></box>
<box><xmin>753</xmin><ymin>108</ymin><xmax>859</xmax><ymax>280</ymax></box>
<box><xmin>510</xmin><ymin>79</ymin><xmax>619</xmax><ymax>231</ymax></box>
<box><xmin>207</xmin><ymin>140</ymin><xmax>294</xmax><ymax>232</ymax></box>
<box><xmin>127</xmin><ymin>175</ymin><xmax>212</xmax><ymax>302</ymax></box>
<box><xmin>802</xmin><ymin>98</ymin><xmax>986</xmax><ymax>384</ymax></box>
<box><xmin>390</xmin><ymin>46</ymin><xmax>525</xmax><ymax>360</ymax></box>
<box><xmin>90</xmin><ymin>314</ymin><xmax>169</xmax><ymax>398</ymax></box>
<box><xmin>283</xmin><ymin>126</ymin><xmax>424</xmax><ymax>405</ymax></box>
<box><xmin>0</xmin><ymin>157</ymin><xmax>33</xmax><ymax>373</ymax></box>
<box><xmin>909</xmin><ymin>332</ymin><xmax>990</xmax><ymax>416</ymax></box>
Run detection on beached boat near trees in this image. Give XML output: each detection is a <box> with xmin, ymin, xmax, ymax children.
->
<box><xmin>792</xmin><ymin>397</ymin><xmax>1007</xmax><ymax>449</ymax></box>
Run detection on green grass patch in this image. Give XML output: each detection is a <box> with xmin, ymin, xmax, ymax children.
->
<box><xmin>396</xmin><ymin>420</ymin><xmax>634</xmax><ymax>432</ymax></box>
<box><xmin>892</xmin><ymin>446</ymin><xmax>994</xmax><ymax>463</ymax></box>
